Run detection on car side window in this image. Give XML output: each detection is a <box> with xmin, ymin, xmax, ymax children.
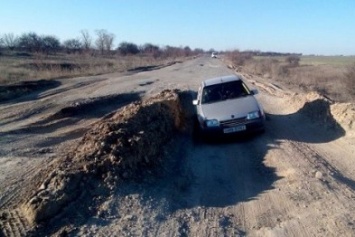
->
<box><xmin>201</xmin><ymin>88</ymin><xmax>210</xmax><ymax>104</ymax></box>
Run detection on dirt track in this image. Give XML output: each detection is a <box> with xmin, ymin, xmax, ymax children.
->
<box><xmin>1</xmin><ymin>56</ymin><xmax>355</xmax><ymax>236</ymax></box>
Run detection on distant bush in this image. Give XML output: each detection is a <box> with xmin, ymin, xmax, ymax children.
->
<box><xmin>226</xmin><ymin>50</ymin><xmax>252</xmax><ymax>66</ymax></box>
<box><xmin>18</xmin><ymin>32</ymin><xmax>43</xmax><ymax>53</ymax></box>
<box><xmin>286</xmin><ymin>55</ymin><xmax>300</xmax><ymax>66</ymax></box>
<box><xmin>244</xmin><ymin>57</ymin><xmax>286</xmax><ymax>78</ymax></box>
<box><xmin>18</xmin><ymin>32</ymin><xmax>61</xmax><ymax>54</ymax></box>
<box><xmin>141</xmin><ymin>43</ymin><xmax>161</xmax><ymax>58</ymax></box>
<box><xmin>41</xmin><ymin>35</ymin><xmax>61</xmax><ymax>54</ymax></box>
<box><xmin>161</xmin><ymin>45</ymin><xmax>194</xmax><ymax>58</ymax></box>
<box><xmin>117</xmin><ymin>42</ymin><xmax>140</xmax><ymax>55</ymax></box>
<box><xmin>63</xmin><ymin>39</ymin><xmax>83</xmax><ymax>54</ymax></box>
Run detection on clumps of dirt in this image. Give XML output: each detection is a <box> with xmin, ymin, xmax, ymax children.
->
<box><xmin>294</xmin><ymin>92</ymin><xmax>354</xmax><ymax>136</ymax></box>
<box><xmin>299</xmin><ymin>93</ymin><xmax>335</xmax><ymax>126</ymax></box>
<box><xmin>21</xmin><ymin>89</ymin><xmax>185</xmax><ymax>226</ymax></box>
<box><xmin>331</xmin><ymin>103</ymin><xmax>355</xmax><ymax>137</ymax></box>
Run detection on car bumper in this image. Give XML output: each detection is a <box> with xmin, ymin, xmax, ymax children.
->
<box><xmin>199</xmin><ymin>118</ymin><xmax>265</xmax><ymax>136</ymax></box>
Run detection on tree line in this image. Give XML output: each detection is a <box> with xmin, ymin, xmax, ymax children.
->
<box><xmin>0</xmin><ymin>29</ymin><xmax>204</xmax><ymax>57</ymax></box>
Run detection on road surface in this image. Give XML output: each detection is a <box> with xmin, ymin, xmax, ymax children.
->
<box><xmin>0</xmin><ymin>56</ymin><xmax>355</xmax><ymax>236</ymax></box>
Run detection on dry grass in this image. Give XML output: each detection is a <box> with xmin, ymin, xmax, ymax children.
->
<box><xmin>0</xmin><ymin>51</ymin><xmax>181</xmax><ymax>85</ymax></box>
<box><xmin>225</xmin><ymin>50</ymin><xmax>252</xmax><ymax>66</ymax></box>
<box><xmin>344</xmin><ymin>63</ymin><xmax>355</xmax><ymax>97</ymax></box>
<box><xmin>228</xmin><ymin>53</ymin><xmax>355</xmax><ymax>102</ymax></box>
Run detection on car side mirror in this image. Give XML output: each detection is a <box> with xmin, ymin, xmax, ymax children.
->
<box><xmin>192</xmin><ymin>100</ymin><xmax>199</xmax><ymax>105</ymax></box>
<box><xmin>251</xmin><ymin>89</ymin><xmax>259</xmax><ymax>95</ymax></box>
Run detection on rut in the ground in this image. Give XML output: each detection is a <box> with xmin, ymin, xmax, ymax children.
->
<box><xmin>0</xmin><ymin>209</ymin><xmax>31</xmax><ymax>237</ymax></box>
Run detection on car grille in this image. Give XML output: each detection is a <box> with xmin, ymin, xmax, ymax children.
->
<box><xmin>220</xmin><ymin>117</ymin><xmax>247</xmax><ymax>127</ymax></box>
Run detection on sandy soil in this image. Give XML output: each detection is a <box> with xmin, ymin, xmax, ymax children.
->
<box><xmin>0</xmin><ymin>56</ymin><xmax>355</xmax><ymax>236</ymax></box>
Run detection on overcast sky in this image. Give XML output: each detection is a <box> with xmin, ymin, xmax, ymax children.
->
<box><xmin>1</xmin><ymin>0</ymin><xmax>354</xmax><ymax>55</ymax></box>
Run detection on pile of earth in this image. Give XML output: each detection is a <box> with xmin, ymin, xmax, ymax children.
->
<box><xmin>331</xmin><ymin>103</ymin><xmax>355</xmax><ymax>137</ymax></box>
<box><xmin>20</xmin><ymin>89</ymin><xmax>186</xmax><ymax>228</ymax></box>
<box><xmin>293</xmin><ymin>92</ymin><xmax>354</xmax><ymax>136</ymax></box>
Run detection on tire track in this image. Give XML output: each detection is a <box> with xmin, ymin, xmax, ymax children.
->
<box><xmin>0</xmin><ymin>157</ymin><xmax>49</xmax><ymax>209</ymax></box>
<box><xmin>0</xmin><ymin>209</ymin><xmax>31</xmax><ymax>237</ymax></box>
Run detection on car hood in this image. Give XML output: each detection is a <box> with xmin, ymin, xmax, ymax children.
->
<box><xmin>199</xmin><ymin>96</ymin><xmax>260</xmax><ymax>121</ymax></box>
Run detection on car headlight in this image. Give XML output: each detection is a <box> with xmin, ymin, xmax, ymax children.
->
<box><xmin>205</xmin><ymin>119</ymin><xmax>220</xmax><ymax>127</ymax></box>
<box><xmin>246</xmin><ymin>111</ymin><xmax>260</xmax><ymax>120</ymax></box>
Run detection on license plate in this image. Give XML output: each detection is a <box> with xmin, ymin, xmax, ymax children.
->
<box><xmin>223</xmin><ymin>125</ymin><xmax>246</xmax><ymax>133</ymax></box>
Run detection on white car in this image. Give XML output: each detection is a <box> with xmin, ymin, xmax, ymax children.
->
<box><xmin>193</xmin><ymin>75</ymin><xmax>265</xmax><ymax>136</ymax></box>
<box><xmin>211</xmin><ymin>53</ymin><xmax>217</xmax><ymax>58</ymax></box>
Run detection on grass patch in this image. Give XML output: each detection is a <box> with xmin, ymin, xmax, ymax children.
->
<box><xmin>0</xmin><ymin>51</ymin><xmax>184</xmax><ymax>85</ymax></box>
<box><xmin>300</xmin><ymin>56</ymin><xmax>355</xmax><ymax>66</ymax></box>
<box><xmin>228</xmin><ymin>54</ymin><xmax>355</xmax><ymax>102</ymax></box>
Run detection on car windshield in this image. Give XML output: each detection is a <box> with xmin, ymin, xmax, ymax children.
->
<box><xmin>201</xmin><ymin>80</ymin><xmax>250</xmax><ymax>104</ymax></box>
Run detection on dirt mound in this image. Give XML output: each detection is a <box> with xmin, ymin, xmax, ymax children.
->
<box><xmin>299</xmin><ymin>93</ymin><xmax>334</xmax><ymax>126</ymax></box>
<box><xmin>291</xmin><ymin>92</ymin><xmax>354</xmax><ymax>136</ymax></box>
<box><xmin>331</xmin><ymin>103</ymin><xmax>355</xmax><ymax>136</ymax></box>
<box><xmin>21</xmin><ymin>90</ymin><xmax>185</xmax><ymax>226</ymax></box>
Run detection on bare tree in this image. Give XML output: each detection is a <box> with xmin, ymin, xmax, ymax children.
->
<box><xmin>80</xmin><ymin>29</ymin><xmax>92</xmax><ymax>51</ymax></box>
<box><xmin>0</xmin><ymin>37</ymin><xmax>3</xmax><ymax>54</ymax></box>
<box><xmin>3</xmin><ymin>33</ymin><xmax>18</xmax><ymax>50</ymax></box>
<box><xmin>95</xmin><ymin>29</ymin><xmax>115</xmax><ymax>55</ymax></box>
<box><xmin>103</xmin><ymin>32</ymin><xmax>115</xmax><ymax>52</ymax></box>
<box><xmin>95</xmin><ymin>30</ymin><xmax>105</xmax><ymax>55</ymax></box>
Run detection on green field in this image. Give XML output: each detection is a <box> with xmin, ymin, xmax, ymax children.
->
<box><xmin>300</xmin><ymin>56</ymin><xmax>355</xmax><ymax>66</ymax></box>
<box><xmin>254</xmin><ymin>55</ymin><xmax>355</xmax><ymax>66</ymax></box>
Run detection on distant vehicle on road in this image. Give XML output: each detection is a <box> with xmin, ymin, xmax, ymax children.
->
<box><xmin>211</xmin><ymin>52</ymin><xmax>217</xmax><ymax>58</ymax></box>
<box><xmin>193</xmin><ymin>75</ymin><xmax>265</xmax><ymax>136</ymax></box>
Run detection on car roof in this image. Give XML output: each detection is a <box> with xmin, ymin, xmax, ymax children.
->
<box><xmin>202</xmin><ymin>75</ymin><xmax>242</xmax><ymax>87</ymax></box>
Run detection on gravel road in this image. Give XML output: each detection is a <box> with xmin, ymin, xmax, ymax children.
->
<box><xmin>0</xmin><ymin>56</ymin><xmax>355</xmax><ymax>236</ymax></box>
